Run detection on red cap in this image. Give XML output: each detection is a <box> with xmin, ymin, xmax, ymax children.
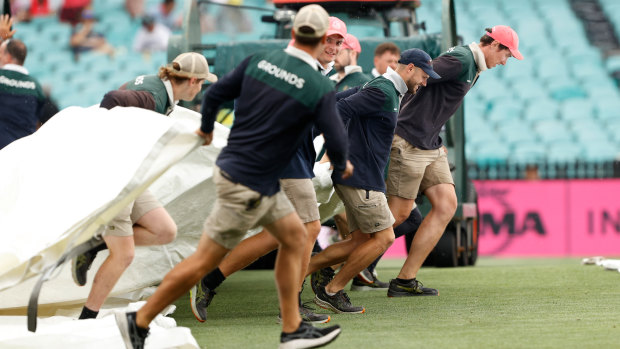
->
<box><xmin>486</xmin><ymin>25</ymin><xmax>523</xmax><ymax>60</ymax></box>
<box><xmin>342</xmin><ymin>33</ymin><xmax>361</xmax><ymax>53</ymax></box>
<box><xmin>326</xmin><ymin>16</ymin><xmax>347</xmax><ymax>38</ymax></box>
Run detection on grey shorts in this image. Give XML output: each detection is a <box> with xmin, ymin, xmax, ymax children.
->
<box><xmin>386</xmin><ymin>134</ymin><xmax>454</xmax><ymax>200</ymax></box>
<box><xmin>103</xmin><ymin>190</ymin><xmax>162</xmax><ymax>237</ymax></box>
<box><xmin>334</xmin><ymin>184</ymin><xmax>395</xmax><ymax>234</ymax></box>
<box><xmin>204</xmin><ymin>167</ymin><xmax>295</xmax><ymax>249</ymax></box>
<box><xmin>280</xmin><ymin>178</ymin><xmax>320</xmax><ymax>223</ymax></box>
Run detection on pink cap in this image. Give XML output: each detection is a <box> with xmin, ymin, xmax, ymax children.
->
<box><xmin>486</xmin><ymin>25</ymin><xmax>523</xmax><ymax>60</ymax></box>
<box><xmin>342</xmin><ymin>33</ymin><xmax>361</xmax><ymax>53</ymax></box>
<box><xmin>326</xmin><ymin>16</ymin><xmax>347</xmax><ymax>38</ymax></box>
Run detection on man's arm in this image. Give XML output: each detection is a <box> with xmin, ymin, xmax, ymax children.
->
<box><xmin>199</xmin><ymin>55</ymin><xmax>252</xmax><ymax>136</ymax></box>
<box><xmin>313</xmin><ymin>91</ymin><xmax>349</xmax><ymax>174</ymax></box>
<box><xmin>337</xmin><ymin>86</ymin><xmax>386</xmax><ymax>123</ymax></box>
<box><xmin>425</xmin><ymin>55</ymin><xmax>462</xmax><ymax>85</ymax></box>
<box><xmin>335</xmin><ymin>86</ymin><xmax>359</xmax><ymax>101</ymax></box>
<box><xmin>99</xmin><ymin>90</ymin><xmax>156</xmax><ymax>110</ymax></box>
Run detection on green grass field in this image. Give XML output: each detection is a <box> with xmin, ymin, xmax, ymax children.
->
<box><xmin>172</xmin><ymin>258</ymin><xmax>620</xmax><ymax>348</ymax></box>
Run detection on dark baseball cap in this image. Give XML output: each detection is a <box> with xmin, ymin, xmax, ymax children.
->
<box><xmin>398</xmin><ymin>48</ymin><xmax>440</xmax><ymax>79</ymax></box>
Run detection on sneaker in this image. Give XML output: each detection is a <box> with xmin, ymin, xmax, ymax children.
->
<box><xmin>115</xmin><ymin>311</ymin><xmax>149</xmax><ymax>349</ymax></box>
<box><xmin>279</xmin><ymin>321</ymin><xmax>341</xmax><ymax>349</ymax></box>
<box><xmin>314</xmin><ymin>287</ymin><xmax>365</xmax><ymax>314</ymax></box>
<box><xmin>310</xmin><ymin>267</ymin><xmax>335</xmax><ymax>295</ymax></box>
<box><xmin>387</xmin><ymin>278</ymin><xmax>439</xmax><ymax>297</ymax></box>
<box><xmin>350</xmin><ymin>273</ymin><xmax>389</xmax><ymax>291</ymax></box>
<box><xmin>299</xmin><ymin>302</ymin><xmax>331</xmax><ymax>324</ymax></box>
<box><xmin>277</xmin><ymin>303</ymin><xmax>331</xmax><ymax>324</ymax></box>
<box><xmin>190</xmin><ymin>281</ymin><xmax>217</xmax><ymax>322</ymax></box>
<box><xmin>71</xmin><ymin>242</ymin><xmax>104</xmax><ymax>286</ymax></box>
<box><xmin>356</xmin><ymin>268</ymin><xmax>374</xmax><ymax>284</ymax></box>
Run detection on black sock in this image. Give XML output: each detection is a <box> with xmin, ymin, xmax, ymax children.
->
<box><xmin>367</xmin><ymin>255</ymin><xmax>382</xmax><ymax>274</ymax></box>
<box><xmin>396</xmin><ymin>278</ymin><xmax>414</xmax><ymax>284</ymax></box>
<box><xmin>136</xmin><ymin>324</ymin><xmax>150</xmax><ymax>337</ymax></box>
<box><xmin>78</xmin><ymin>306</ymin><xmax>99</xmax><ymax>319</ymax></box>
<box><xmin>203</xmin><ymin>267</ymin><xmax>226</xmax><ymax>290</ymax></box>
<box><xmin>93</xmin><ymin>242</ymin><xmax>108</xmax><ymax>253</ymax></box>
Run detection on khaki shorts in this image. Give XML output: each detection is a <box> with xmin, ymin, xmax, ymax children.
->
<box><xmin>386</xmin><ymin>134</ymin><xmax>454</xmax><ymax>200</ymax></box>
<box><xmin>204</xmin><ymin>168</ymin><xmax>295</xmax><ymax>249</ymax></box>
<box><xmin>104</xmin><ymin>190</ymin><xmax>162</xmax><ymax>237</ymax></box>
<box><xmin>334</xmin><ymin>184</ymin><xmax>395</xmax><ymax>234</ymax></box>
<box><xmin>280</xmin><ymin>178</ymin><xmax>320</xmax><ymax>223</ymax></box>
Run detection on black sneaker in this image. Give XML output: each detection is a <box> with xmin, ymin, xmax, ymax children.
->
<box><xmin>115</xmin><ymin>311</ymin><xmax>149</xmax><ymax>349</ymax></box>
<box><xmin>279</xmin><ymin>321</ymin><xmax>341</xmax><ymax>349</ymax></box>
<box><xmin>387</xmin><ymin>278</ymin><xmax>439</xmax><ymax>297</ymax></box>
<box><xmin>350</xmin><ymin>274</ymin><xmax>389</xmax><ymax>291</ymax></box>
<box><xmin>71</xmin><ymin>242</ymin><xmax>105</xmax><ymax>286</ymax></box>
<box><xmin>310</xmin><ymin>267</ymin><xmax>335</xmax><ymax>295</ymax></box>
<box><xmin>314</xmin><ymin>287</ymin><xmax>365</xmax><ymax>314</ymax></box>
<box><xmin>356</xmin><ymin>268</ymin><xmax>374</xmax><ymax>284</ymax></box>
<box><xmin>277</xmin><ymin>303</ymin><xmax>331</xmax><ymax>324</ymax></box>
<box><xmin>300</xmin><ymin>302</ymin><xmax>331</xmax><ymax>324</ymax></box>
<box><xmin>190</xmin><ymin>281</ymin><xmax>216</xmax><ymax>322</ymax></box>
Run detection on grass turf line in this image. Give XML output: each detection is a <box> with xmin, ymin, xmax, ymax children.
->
<box><xmin>172</xmin><ymin>258</ymin><xmax>620</xmax><ymax>348</ymax></box>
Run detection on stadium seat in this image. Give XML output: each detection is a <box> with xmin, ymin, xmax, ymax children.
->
<box><xmin>523</xmin><ymin>98</ymin><xmax>559</xmax><ymax>122</ymax></box>
<box><xmin>582</xmin><ymin>141</ymin><xmax>619</xmax><ymax>162</ymax></box>
<box><xmin>471</xmin><ymin>141</ymin><xmax>511</xmax><ymax>166</ymax></box>
<box><xmin>548</xmin><ymin>80</ymin><xmax>587</xmax><ymax>101</ymax></box>
<box><xmin>608</xmin><ymin>126</ymin><xmax>620</xmax><ymax>146</ymax></box>
<box><xmin>510</xmin><ymin>143</ymin><xmax>546</xmax><ymax>166</ymax></box>
<box><xmin>575</xmin><ymin>127</ymin><xmax>611</xmax><ymax>143</ymax></box>
<box><xmin>501</xmin><ymin>59</ymin><xmax>533</xmax><ymax>80</ymax></box>
<box><xmin>583</xmin><ymin>80</ymin><xmax>620</xmax><ymax>100</ymax></box>
<box><xmin>537</xmin><ymin>59</ymin><xmax>571</xmax><ymax>81</ymax></box>
<box><xmin>500</xmin><ymin>124</ymin><xmax>537</xmax><ymax>145</ymax></box>
<box><xmin>559</xmin><ymin>98</ymin><xmax>595</xmax><ymax>121</ymax></box>
<box><xmin>569</xmin><ymin>119</ymin><xmax>600</xmax><ymax>133</ymax></box>
<box><xmin>535</xmin><ymin>120</ymin><xmax>574</xmax><ymax>144</ymax></box>
<box><xmin>486</xmin><ymin>98</ymin><xmax>523</xmax><ymax>123</ymax></box>
<box><xmin>570</xmin><ymin>63</ymin><xmax>609</xmax><ymax>82</ymax></box>
<box><xmin>606</xmin><ymin>55</ymin><xmax>620</xmax><ymax>73</ymax></box>
<box><xmin>547</xmin><ymin>141</ymin><xmax>583</xmax><ymax>163</ymax></box>
<box><xmin>512</xmin><ymin>76</ymin><xmax>550</xmax><ymax>99</ymax></box>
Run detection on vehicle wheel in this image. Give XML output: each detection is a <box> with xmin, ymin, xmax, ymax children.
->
<box><xmin>466</xmin><ymin>182</ymin><xmax>480</xmax><ymax>266</ymax></box>
<box><xmin>468</xmin><ymin>218</ymin><xmax>479</xmax><ymax>266</ymax></box>
<box><xmin>457</xmin><ymin>227</ymin><xmax>469</xmax><ymax>267</ymax></box>
<box><xmin>434</xmin><ymin>229</ymin><xmax>457</xmax><ymax>268</ymax></box>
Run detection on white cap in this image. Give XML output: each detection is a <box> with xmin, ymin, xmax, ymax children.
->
<box><xmin>292</xmin><ymin>4</ymin><xmax>329</xmax><ymax>39</ymax></box>
<box><xmin>169</xmin><ymin>52</ymin><xmax>218</xmax><ymax>83</ymax></box>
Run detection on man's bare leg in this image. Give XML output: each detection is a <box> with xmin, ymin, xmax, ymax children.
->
<box><xmin>217</xmin><ymin>220</ymin><xmax>319</xmax><ymax>287</ymax></box>
<box><xmin>218</xmin><ymin>229</ymin><xmax>278</xmax><ymax>277</ymax></box>
<box><xmin>299</xmin><ymin>220</ymin><xmax>321</xmax><ymax>287</ymax></box>
<box><xmin>388</xmin><ymin>196</ymin><xmax>416</xmax><ymax>228</ymax></box>
<box><xmin>132</xmin><ymin>207</ymin><xmax>177</xmax><ymax>246</ymax></box>
<box><xmin>395</xmin><ymin>183</ymin><xmax>457</xmax><ymax>279</ymax></box>
<box><xmin>325</xmin><ymin>228</ymin><xmax>394</xmax><ymax>293</ymax></box>
<box><xmin>192</xmin><ymin>220</ymin><xmax>321</xmax><ymax>324</ymax></box>
<box><xmin>84</xmin><ymin>235</ymin><xmax>135</xmax><ymax>312</ymax></box>
<box><xmin>135</xmin><ymin>233</ymin><xmax>230</xmax><ymax>328</ymax></box>
<box><xmin>81</xmin><ymin>208</ymin><xmax>177</xmax><ymax>315</ymax></box>
<box><xmin>263</xmin><ymin>212</ymin><xmax>306</xmax><ymax>333</ymax></box>
<box><xmin>306</xmin><ymin>232</ymin><xmax>363</xmax><ymax>276</ymax></box>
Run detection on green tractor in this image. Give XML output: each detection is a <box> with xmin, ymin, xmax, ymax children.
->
<box><xmin>169</xmin><ymin>0</ymin><xmax>479</xmax><ymax>267</ymax></box>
